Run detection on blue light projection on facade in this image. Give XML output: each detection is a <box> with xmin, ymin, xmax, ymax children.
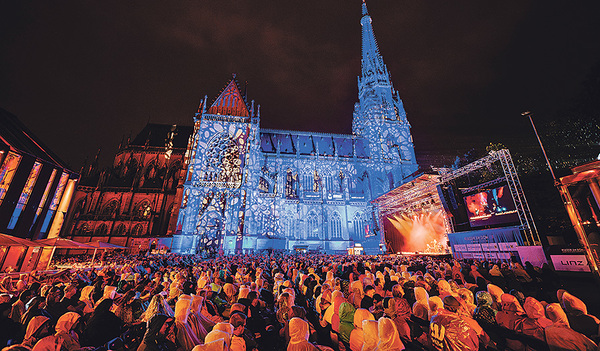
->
<box><xmin>172</xmin><ymin>1</ymin><xmax>418</xmax><ymax>254</ymax></box>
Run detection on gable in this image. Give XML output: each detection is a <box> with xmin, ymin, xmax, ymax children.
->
<box><xmin>207</xmin><ymin>80</ymin><xmax>250</xmax><ymax>117</ymax></box>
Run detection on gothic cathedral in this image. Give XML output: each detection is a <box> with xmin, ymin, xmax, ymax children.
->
<box><xmin>172</xmin><ymin>2</ymin><xmax>418</xmax><ymax>254</ymax></box>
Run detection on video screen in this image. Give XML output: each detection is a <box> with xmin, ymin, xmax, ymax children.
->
<box><xmin>463</xmin><ymin>185</ymin><xmax>519</xmax><ymax>227</ymax></box>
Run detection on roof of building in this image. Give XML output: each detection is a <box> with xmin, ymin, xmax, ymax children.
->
<box><xmin>259</xmin><ymin>129</ymin><xmax>370</xmax><ymax>158</ymax></box>
<box><xmin>129</xmin><ymin>123</ymin><xmax>193</xmax><ymax>149</ymax></box>
<box><xmin>0</xmin><ymin>107</ymin><xmax>72</xmax><ymax>170</ymax></box>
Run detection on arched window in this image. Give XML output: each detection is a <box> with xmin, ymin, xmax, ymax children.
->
<box><xmin>330</xmin><ymin>211</ymin><xmax>342</xmax><ymax>239</ymax></box>
<box><xmin>113</xmin><ymin>223</ymin><xmax>127</xmax><ymax>236</ymax></box>
<box><xmin>135</xmin><ymin>201</ymin><xmax>152</xmax><ymax>219</ymax></box>
<box><xmin>166</xmin><ymin>162</ymin><xmax>181</xmax><ymax>190</ymax></box>
<box><xmin>73</xmin><ymin>198</ymin><xmax>86</xmax><ymax>220</ymax></box>
<box><xmin>101</xmin><ymin>200</ymin><xmax>119</xmax><ymax>216</ymax></box>
<box><xmin>283</xmin><ymin>216</ymin><xmax>294</xmax><ymax>238</ymax></box>
<box><xmin>94</xmin><ymin>223</ymin><xmax>108</xmax><ymax>236</ymax></box>
<box><xmin>307</xmin><ymin>211</ymin><xmax>318</xmax><ymax>239</ymax></box>
<box><xmin>353</xmin><ymin>212</ymin><xmax>367</xmax><ymax>240</ymax></box>
<box><xmin>131</xmin><ymin>224</ymin><xmax>144</xmax><ymax>237</ymax></box>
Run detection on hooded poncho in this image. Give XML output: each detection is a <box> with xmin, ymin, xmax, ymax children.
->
<box><xmin>361</xmin><ymin>320</ymin><xmax>379</xmax><ymax>351</ymax></box>
<box><xmin>175</xmin><ymin>295</ymin><xmax>202</xmax><ymax>349</ymax></box>
<box><xmin>338</xmin><ymin>302</ymin><xmax>356</xmax><ymax>344</ymax></box>
<box><xmin>287</xmin><ymin>317</ymin><xmax>318</xmax><ymax>351</ymax></box>
<box><xmin>562</xmin><ymin>291</ymin><xmax>600</xmax><ymax>340</ymax></box>
<box><xmin>349</xmin><ymin>309</ymin><xmax>374</xmax><ymax>351</ymax></box>
<box><xmin>23</xmin><ymin>316</ymin><xmax>50</xmax><ymax>348</ymax></box>
<box><xmin>376</xmin><ymin>317</ymin><xmax>404</xmax><ymax>350</ymax></box>
<box><xmin>545</xmin><ymin>303</ymin><xmax>597</xmax><ymax>351</ymax></box>
<box><xmin>35</xmin><ymin>312</ymin><xmax>81</xmax><ymax>351</ymax></box>
<box><xmin>412</xmin><ymin>287</ymin><xmax>429</xmax><ymax>321</ymax></box>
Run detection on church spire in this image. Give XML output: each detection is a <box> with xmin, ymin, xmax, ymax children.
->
<box><xmin>360</xmin><ymin>0</ymin><xmax>391</xmax><ymax>92</ymax></box>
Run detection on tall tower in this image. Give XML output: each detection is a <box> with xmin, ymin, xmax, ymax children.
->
<box><xmin>353</xmin><ymin>0</ymin><xmax>417</xmax><ymax>176</ymax></box>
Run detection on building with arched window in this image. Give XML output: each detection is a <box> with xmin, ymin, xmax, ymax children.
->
<box><xmin>172</xmin><ymin>2</ymin><xmax>418</xmax><ymax>254</ymax></box>
<box><xmin>0</xmin><ymin>108</ymin><xmax>79</xmax><ymax>271</ymax></box>
<box><xmin>64</xmin><ymin>124</ymin><xmax>192</xmax><ymax>251</ymax></box>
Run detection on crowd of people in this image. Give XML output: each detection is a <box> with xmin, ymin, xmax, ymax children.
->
<box><xmin>0</xmin><ymin>252</ymin><xmax>598</xmax><ymax>351</ymax></box>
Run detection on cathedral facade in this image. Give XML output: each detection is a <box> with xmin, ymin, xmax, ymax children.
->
<box><xmin>172</xmin><ymin>2</ymin><xmax>418</xmax><ymax>254</ymax></box>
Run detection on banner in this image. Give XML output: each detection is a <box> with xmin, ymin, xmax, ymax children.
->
<box><xmin>550</xmin><ymin>254</ymin><xmax>591</xmax><ymax>272</ymax></box>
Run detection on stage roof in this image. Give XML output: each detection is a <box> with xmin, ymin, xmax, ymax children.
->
<box><xmin>372</xmin><ymin>173</ymin><xmax>441</xmax><ymax>216</ymax></box>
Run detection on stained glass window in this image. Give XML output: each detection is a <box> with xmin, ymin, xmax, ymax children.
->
<box><xmin>330</xmin><ymin>211</ymin><xmax>342</xmax><ymax>239</ymax></box>
<box><xmin>30</xmin><ymin>169</ymin><xmax>57</xmax><ymax>231</ymax></box>
<box><xmin>353</xmin><ymin>212</ymin><xmax>366</xmax><ymax>240</ymax></box>
<box><xmin>307</xmin><ymin>211</ymin><xmax>318</xmax><ymax>239</ymax></box>
<box><xmin>0</xmin><ymin>152</ymin><xmax>22</xmax><ymax>206</ymax></box>
<box><xmin>40</xmin><ymin>172</ymin><xmax>69</xmax><ymax>234</ymax></box>
<box><xmin>7</xmin><ymin>161</ymin><xmax>42</xmax><ymax>229</ymax></box>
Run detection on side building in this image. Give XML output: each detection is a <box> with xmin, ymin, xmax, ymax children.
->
<box><xmin>0</xmin><ymin>108</ymin><xmax>79</xmax><ymax>272</ymax></box>
<box><xmin>171</xmin><ymin>1</ymin><xmax>419</xmax><ymax>254</ymax></box>
<box><xmin>63</xmin><ymin>124</ymin><xmax>192</xmax><ymax>252</ymax></box>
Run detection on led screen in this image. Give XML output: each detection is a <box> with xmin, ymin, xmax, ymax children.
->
<box><xmin>463</xmin><ymin>185</ymin><xmax>519</xmax><ymax>227</ymax></box>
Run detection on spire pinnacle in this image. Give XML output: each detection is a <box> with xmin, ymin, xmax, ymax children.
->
<box><xmin>360</xmin><ymin>0</ymin><xmax>388</xmax><ymax>87</ymax></box>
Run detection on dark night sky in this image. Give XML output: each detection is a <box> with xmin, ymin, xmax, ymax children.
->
<box><xmin>2</xmin><ymin>1</ymin><xmax>600</xmax><ymax>170</ymax></box>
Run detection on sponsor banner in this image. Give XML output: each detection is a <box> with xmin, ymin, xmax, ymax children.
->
<box><xmin>467</xmin><ymin>243</ymin><xmax>482</xmax><ymax>252</ymax></box>
<box><xmin>484</xmin><ymin>252</ymin><xmax>498</xmax><ymax>260</ymax></box>
<box><xmin>550</xmin><ymin>255</ymin><xmax>591</xmax><ymax>272</ymax></box>
<box><xmin>462</xmin><ymin>252</ymin><xmax>473</xmax><ymax>259</ymax></box>
<box><xmin>498</xmin><ymin>242</ymin><xmax>519</xmax><ymax>251</ymax></box>
<box><xmin>454</xmin><ymin>244</ymin><xmax>467</xmax><ymax>252</ymax></box>
<box><xmin>481</xmin><ymin>243</ymin><xmax>499</xmax><ymax>251</ymax></box>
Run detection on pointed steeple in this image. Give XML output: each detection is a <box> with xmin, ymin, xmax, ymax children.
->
<box><xmin>207</xmin><ymin>75</ymin><xmax>251</xmax><ymax>117</ymax></box>
<box><xmin>360</xmin><ymin>0</ymin><xmax>391</xmax><ymax>92</ymax></box>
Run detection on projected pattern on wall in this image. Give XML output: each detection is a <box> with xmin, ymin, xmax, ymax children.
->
<box><xmin>172</xmin><ymin>2</ymin><xmax>418</xmax><ymax>254</ymax></box>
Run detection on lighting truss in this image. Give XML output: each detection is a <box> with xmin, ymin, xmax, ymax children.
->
<box><xmin>440</xmin><ymin>149</ymin><xmax>540</xmax><ymax>245</ymax></box>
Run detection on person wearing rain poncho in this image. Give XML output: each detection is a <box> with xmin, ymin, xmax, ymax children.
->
<box><xmin>486</xmin><ymin>284</ymin><xmax>504</xmax><ymax>311</ymax></box>
<box><xmin>561</xmin><ymin>291</ymin><xmax>600</xmax><ymax>341</ymax></box>
<box><xmin>427</xmin><ymin>296</ymin><xmax>443</xmax><ymax>321</ymax></box>
<box><xmin>136</xmin><ymin>314</ymin><xmax>177</xmax><ymax>351</ymax></box>
<box><xmin>545</xmin><ymin>303</ymin><xmax>597</xmax><ymax>351</ymax></box>
<box><xmin>82</xmin><ymin>298</ymin><xmax>123</xmax><ymax>348</ymax></box>
<box><xmin>287</xmin><ymin>317</ymin><xmax>331</xmax><ymax>351</ymax></box>
<box><xmin>495</xmin><ymin>293</ymin><xmax>526</xmax><ymax>350</ymax></box>
<box><xmin>141</xmin><ymin>294</ymin><xmax>175</xmax><ymax>323</ymax></box>
<box><xmin>338</xmin><ymin>302</ymin><xmax>356</xmax><ymax>345</ymax></box>
<box><xmin>204</xmin><ymin>323</ymin><xmax>233</xmax><ymax>350</ymax></box>
<box><xmin>33</xmin><ymin>311</ymin><xmax>82</xmax><ymax>351</ymax></box>
<box><xmin>429</xmin><ymin>296</ymin><xmax>479</xmax><ymax>351</ymax></box>
<box><xmin>515</xmin><ymin>296</ymin><xmax>553</xmax><ymax>351</ymax></box>
<box><xmin>175</xmin><ymin>295</ymin><xmax>202</xmax><ymax>349</ymax></box>
<box><xmin>473</xmin><ymin>291</ymin><xmax>496</xmax><ymax>326</ymax></box>
<box><xmin>22</xmin><ymin>316</ymin><xmax>52</xmax><ymax>348</ymax></box>
<box><xmin>349</xmin><ymin>308</ymin><xmax>375</xmax><ymax>351</ymax></box>
<box><xmin>78</xmin><ymin>286</ymin><xmax>95</xmax><ymax>315</ymax></box>
<box><xmin>412</xmin><ymin>287</ymin><xmax>429</xmax><ymax>322</ymax></box>
<box><xmin>189</xmin><ymin>294</ymin><xmax>211</xmax><ymax>340</ymax></box>
<box><xmin>375</xmin><ymin>317</ymin><xmax>404</xmax><ymax>351</ymax></box>
<box><xmin>361</xmin><ymin>320</ymin><xmax>379</xmax><ymax>351</ymax></box>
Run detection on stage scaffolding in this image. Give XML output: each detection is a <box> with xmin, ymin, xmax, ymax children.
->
<box><xmin>374</xmin><ymin>149</ymin><xmax>540</xmax><ymax>247</ymax></box>
<box><xmin>438</xmin><ymin>149</ymin><xmax>540</xmax><ymax>246</ymax></box>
